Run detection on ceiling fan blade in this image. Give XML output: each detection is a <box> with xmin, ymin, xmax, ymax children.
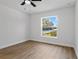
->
<box><xmin>21</xmin><ymin>2</ymin><xmax>25</xmax><ymax>5</ymax></box>
<box><xmin>32</xmin><ymin>0</ymin><xmax>42</xmax><ymax>1</ymax></box>
<box><xmin>21</xmin><ymin>0</ymin><xmax>26</xmax><ymax>5</ymax></box>
<box><xmin>31</xmin><ymin>2</ymin><xmax>36</xmax><ymax>7</ymax></box>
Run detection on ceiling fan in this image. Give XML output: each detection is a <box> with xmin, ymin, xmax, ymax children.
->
<box><xmin>21</xmin><ymin>0</ymin><xmax>41</xmax><ymax>7</ymax></box>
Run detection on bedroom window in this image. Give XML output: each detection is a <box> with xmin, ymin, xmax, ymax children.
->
<box><xmin>41</xmin><ymin>16</ymin><xmax>58</xmax><ymax>38</ymax></box>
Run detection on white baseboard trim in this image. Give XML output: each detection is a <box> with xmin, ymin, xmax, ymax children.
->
<box><xmin>0</xmin><ymin>39</ymin><xmax>29</xmax><ymax>49</ymax></box>
<box><xmin>0</xmin><ymin>39</ymin><xmax>74</xmax><ymax>49</ymax></box>
<box><xmin>30</xmin><ymin>39</ymin><xmax>74</xmax><ymax>47</ymax></box>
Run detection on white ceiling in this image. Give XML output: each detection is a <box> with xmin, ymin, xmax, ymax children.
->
<box><xmin>0</xmin><ymin>0</ymin><xmax>76</xmax><ymax>14</ymax></box>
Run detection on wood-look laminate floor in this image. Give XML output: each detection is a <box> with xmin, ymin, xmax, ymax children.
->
<box><xmin>0</xmin><ymin>40</ymin><xmax>77</xmax><ymax>59</ymax></box>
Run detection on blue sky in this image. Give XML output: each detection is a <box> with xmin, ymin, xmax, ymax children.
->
<box><xmin>49</xmin><ymin>16</ymin><xmax>58</xmax><ymax>26</ymax></box>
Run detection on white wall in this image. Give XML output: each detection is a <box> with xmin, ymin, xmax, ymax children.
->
<box><xmin>0</xmin><ymin>4</ymin><xmax>29</xmax><ymax>49</ymax></box>
<box><xmin>74</xmin><ymin>1</ymin><xmax>78</xmax><ymax>57</ymax></box>
<box><xmin>30</xmin><ymin>6</ymin><xmax>75</xmax><ymax>47</ymax></box>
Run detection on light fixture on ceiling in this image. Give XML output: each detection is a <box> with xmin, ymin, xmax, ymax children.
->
<box><xmin>21</xmin><ymin>0</ymin><xmax>42</xmax><ymax>7</ymax></box>
<box><xmin>25</xmin><ymin>0</ymin><xmax>31</xmax><ymax>5</ymax></box>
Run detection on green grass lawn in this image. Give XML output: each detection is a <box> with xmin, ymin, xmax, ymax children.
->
<box><xmin>43</xmin><ymin>30</ymin><xmax>57</xmax><ymax>37</ymax></box>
